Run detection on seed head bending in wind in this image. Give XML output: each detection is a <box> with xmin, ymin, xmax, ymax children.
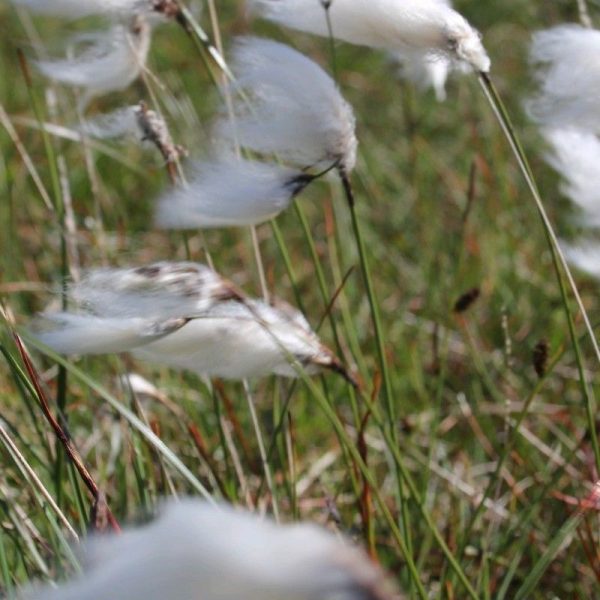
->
<box><xmin>528</xmin><ymin>25</ymin><xmax>600</xmax><ymax>131</ymax></box>
<box><xmin>35</xmin><ymin>16</ymin><xmax>152</xmax><ymax>109</ymax></box>
<box><xmin>10</xmin><ymin>0</ymin><xmax>177</xmax><ymax>20</ymax></box>
<box><xmin>155</xmin><ymin>157</ymin><xmax>313</xmax><ymax>229</ymax></box>
<box><xmin>26</xmin><ymin>499</ymin><xmax>395</xmax><ymax>600</ymax></box>
<box><xmin>217</xmin><ymin>37</ymin><xmax>358</xmax><ymax>174</ymax></box>
<box><xmin>388</xmin><ymin>0</ymin><xmax>472</xmax><ymax>102</ymax></box>
<box><xmin>79</xmin><ymin>102</ymin><xmax>185</xmax><ymax>167</ymax></box>
<box><xmin>34</xmin><ymin>261</ymin><xmax>352</xmax><ymax>382</ymax></box>
<box><xmin>250</xmin><ymin>0</ymin><xmax>490</xmax><ymax>73</ymax></box>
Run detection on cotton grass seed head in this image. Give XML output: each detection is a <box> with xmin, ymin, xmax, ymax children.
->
<box><xmin>35</xmin><ymin>17</ymin><xmax>151</xmax><ymax>109</ymax></box>
<box><xmin>217</xmin><ymin>37</ymin><xmax>357</xmax><ymax>173</ymax></box>
<box><xmin>34</xmin><ymin>261</ymin><xmax>350</xmax><ymax>382</ymax></box>
<box><xmin>68</xmin><ymin>262</ymin><xmax>241</xmax><ymax>320</ymax></box>
<box><xmin>528</xmin><ymin>25</ymin><xmax>600</xmax><ymax>130</ymax></box>
<box><xmin>251</xmin><ymin>0</ymin><xmax>490</xmax><ymax>72</ymax></box>
<box><xmin>155</xmin><ymin>157</ymin><xmax>313</xmax><ymax>229</ymax></box>
<box><xmin>133</xmin><ymin>298</ymin><xmax>351</xmax><ymax>381</ymax></box>
<box><xmin>10</xmin><ymin>0</ymin><xmax>179</xmax><ymax>20</ymax></box>
<box><xmin>543</xmin><ymin>128</ymin><xmax>600</xmax><ymax>227</ymax></box>
<box><xmin>79</xmin><ymin>102</ymin><xmax>185</xmax><ymax>164</ymax></box>
<box><xmin>27</xmin><ymin>499</ymin><xmax>395</xmax><ymax>600</ymax></box>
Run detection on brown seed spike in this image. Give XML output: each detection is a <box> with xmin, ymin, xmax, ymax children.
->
<box><xmin>453</xmin><ymin>287</ymin><xmax>481</xmax><ymax>313</ymax></box>
<box><xmin>532</xmin><ymin>339</ymin><xmax>549</xmax><ymax>378</ymax></box>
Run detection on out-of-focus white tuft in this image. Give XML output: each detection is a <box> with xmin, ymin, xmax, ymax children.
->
<box><xmin>218</xmin><ymin>37</ymin><xmax>357</xmax><ymax>172</ymax></box>
<box><xmin>79</xmin><ymin>102</ymin><xmax>184</xmax><ymax>163</ymax></box>
<box><xmin>35</xmin><ymin>18</ymin><xmax>152</xmax><ymax>109</ymax></box>
<box><xmin>26</xmin><ymin>499</ymin><xmax>395</xmax><ymax>600</ymax></box>
<box><xmin>34</xmin><ymin>313</ymin><xmax>187</xmax><ymax>355</ymax></box>
<box><xmin>543</xmin><ymin>128</ymin><xmax>600</xmax><ymax>226</ymax></box>
<box><xmin>155</xmin><ymin>157</ymin><xmax>312</xmax><ymax>229</ymax></box>
<box><xmin>563</xmin><ymin>242</ymin><xmax>600</xmax><ymax>279</ymax></box>
<box><xmin>68</xmin><ymin>262</ymin><xmax>240</xmax><ymax>320</ymax></box>
<box><xmin>250</xmin><ymin>0</ymin><xmax>490</xmax><ymax>72</ymax></box>
<box><xmin>133</xmin><ymin>298</ymin><xmax>344</xmax><ymax>379</ymax></box>
<box><xmin>78</xmin><ymin>106</ymin><xmax>140</xmax><ymax>139</ymax></box>
<box><xmin>528</xmin><ymin>25</ymin><xmax>600</xmax><ymax>130</ymax></box>
<box><xmin>9</xmin><ymin>0</ymin><xmax>145</xmax><ymax>19</ymax></box>
<box><xmin>391</xmin><ymin>50</ymin><xmax>453</xmax><ymax>101</ymax></box>
<box><xmin>32</xmin><ymin>262</ymin><xmax>350</xmax><ymax>381</ymax></box>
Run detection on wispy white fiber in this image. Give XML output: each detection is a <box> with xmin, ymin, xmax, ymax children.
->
<box><xmin>33</xmin><ymin>262</ymin><xmax>347</xmax><ymax>381</ymax></box>
<box><xmin>218</xmin><ymin>37</ymin><xmax>357</xmax><ymax>172</ymax></box>
<box><xmin>68</xmin><ymin>262</ymin><xmax>239</xmax><ymax>320</ymax></box>
<box><xmin>27</xmin><ymin>499</ymin><xmax>394</xmax><ymax>600</ymax></box>
<box><xmin>35</xmin><ymin>313</ymin><xmax>187</xmax><ymax>355</ymax></box>
<box><xmin>250</xmin><ymin>0</ymin><xmax>490</xmax><ymax>72</ymax></box>
<box><xmin>10</xmin><ymin>0</ymin><xmax>145</xmax><ymax>19</ymax></box>
<box><xmin>528</xmin><ymin>25</ymin><xmax>600</xmax><ymax>130</ymax></box>
<box><xmin>563</xmin><ymin>242</ymin><xmax>600</xmax><ymax>279</ymax></box>
<box><xmin>78</xmin><ymin>106</ymin><xmax>140</xmax><ymax>139</ymax></box>
<box><xmin>155</xmin><ymin>157</ymin><xmax>311</xmax><ymax>229</ymax></box>
<box><xmin>35</xmin><ymin>18</ymin><xmax>151</xmax><ymax>108</ymax></box>
<box><xmin>543</xmin><ymin>128</ymin><xmax>600</xmax><ymax>226</ymax></box>
<box><xmin>391</xmin><ymin>50</ymin><xmax>452</xmax><ymax>101</ymax></box>
<box><xmin>133</xmin><ymin>298</ymin><xmax>342</xmax><ymax>379</ymax></box>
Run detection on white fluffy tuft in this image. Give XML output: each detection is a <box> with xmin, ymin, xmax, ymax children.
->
<box><xmin>69</xmin><ymin>262</ymin><xmax>237</xmax><ymax>320</ymax></box>
<box><xmin>78</xmin><ymin>106</ymin><xmax>140</xmax><ymax>139</ymax></box>
<box><xmin>26</xmin><ymin>499</ymin><xmax>393</xmax><ymax>600</ymax></box>
<box><xmin>33</xmin><ymin>262</ymin><xmax>346</xmax><ymax>380</ymax></box>
<box><xmin>250</xmin><ymin>0</ymin><xmax>490</xmax><ymax>72</ymax></box>
<box><xmin>218</xmin><ymin>37</ymin><xmax>357</xmax><ymax>172</ymax></box>
<box><xmin>34</xmin><ymin>313</ymin><xmax>186</xmax><ymax>355</ymax></box>
<box><xmin>391</xmin><ymin>49</ymin><xmax>453</xmax><ymax>101</ymax></box>
<box><xmin>563</xmin><ymin>242</ymin><xmax>600</xmax><ymax>279</ymax></box>
<box><xmin>528</xmin><ymin>25</ymin><xmax>600</xmax><ymax>130</ymax></box>
<box><xmin>10</xmin><ymin>0</ymin><xmax>146</xmax><ymax>19</ymax></box>
<box><xmin>155</xmin><ymin>157</ymin><xmax>309</xmax><ymax>229</ymax></box>
<box><xmin>133</xmin><ymin>298</ymin><xmax>338</xmax><ymax>379</ymax></box>
<box><xmin>543</xmin><ymin>128</ymin><xmax>600</xmax><ymax>226</ymax></box>
<box><xmin>35</xmin><ymin>19</ymin><xmax>151</xmax><ymax>109</ymax></box>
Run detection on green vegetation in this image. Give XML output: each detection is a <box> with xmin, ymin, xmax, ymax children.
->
<box><xmin>1</xmin><ymin>1</ymin><xmax>598</xmax><ymax>597</ymax></box>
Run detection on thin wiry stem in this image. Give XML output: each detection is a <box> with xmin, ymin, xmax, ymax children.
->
<box><xmin>243</xmin><ymin>379</ymin><xmax>280</xmax><ymax>521</ymax></box>
<box><xmin>338</xmin><ymin>169</ymin><xmax>414</xmax><ymax>558</ymax></box>
<box><xmin>478</xmin><ymin>72</ymin><xmax>600</xmax><ymax>474</ymax></box>
<box><xmin>576</xmin><ymin>0</ymin><xmax>593</xmax><ymax>28</ymax></box>
<box><xmin>321</xmin><ymin>1</ymin><xmax>339</xmax><ymax>83</ymax></box>
<box><xmin>0</xmin><ymin>421</ymin><xmax>79</xmax><ymax>541</ymax></box>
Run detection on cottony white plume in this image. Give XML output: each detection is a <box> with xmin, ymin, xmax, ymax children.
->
<box><xmin>79</xmin><ymin>102</ymin><xmax>183</xmax><ymax>163</ymax></box>
<box><xmin>35</xmin><ymin>18</ymin><xmax>151</xmax><ymax>109</ymax></box>
<box><xmin>218</xmin><ymin>37</ymin><xmax>357</xmax><ymax>173</ymax></box>
<box><xmin>155</xmin><ymin>158</ymin><xmax>312</xmax><ymax>229</ymax></box>
<box><xmin>388</xmin><ymin>0</ymin><xmax>472</xmax><ymax>101</ymax></box>
<box><xmin>543</xmin><ymin>128</ymin><xmax>600</xmax><ymax>226</ymax></box>
<box><xmin>133</xmin><ymin>298</ymin><xmax>346</xmax><ymax>379</ymax></box>
<box><xmin>26</xmin><ymin>499</ymin><xmax>394</xmax><ymax>600</ymax></box>
<box><xmin>250</xmin><ymin>0</ymin><xmax>490</xmax><ymax>72</ymax></box>
<box><xmin>34</xmin><ymin>262</ymin><xmax>350</xmax><ymax>381</ymax></box>
<box><xmin>66</xmin><ymin>262</ymin><xmax>240</xmax><ymax>320</ymax></box>
<box><xmin>528</xmin><ymin>25</ymin><xmax>600</xmax><ymax>130</ymax></box>
<box><xmin>391</xmin><ymin>50</ymin><xmax>452</xmax><ymax>101</ymax></box>
<box><xmin>10</xmin><ymin>0</ymin><xmax>145</xmax><ymax>19</ymax></box>
<box><xmin>78</xmin><ymin>106</ymin><xmax>140</xmax><ymax>139</ymax></box>
<box><xmin>563</xmin><ymin>242</ymin><xmax>600</xmax><ymax>280</ymax></box>
<box><xmin>34</xmin><ymin>313</ymin><xmax>188</xmax><ymax>354</ymax></box>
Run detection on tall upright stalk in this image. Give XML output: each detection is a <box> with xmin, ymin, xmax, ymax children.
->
<box><xmin>478</xmin><ymin>72</ymin><xmax>600</xmax><ymax>474</ymax></box>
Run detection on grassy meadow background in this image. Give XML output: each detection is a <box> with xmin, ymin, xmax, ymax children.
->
<box><xmin>1</xmin><ymin>0</ymin><xmax>599</xmax><ymax>597</ymax></box>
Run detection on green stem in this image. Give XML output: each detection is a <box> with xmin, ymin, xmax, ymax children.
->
<box><xmin>478</xmin><ymin>72</ymin><xmax>600</xmax><ymax>474</ymax></box>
